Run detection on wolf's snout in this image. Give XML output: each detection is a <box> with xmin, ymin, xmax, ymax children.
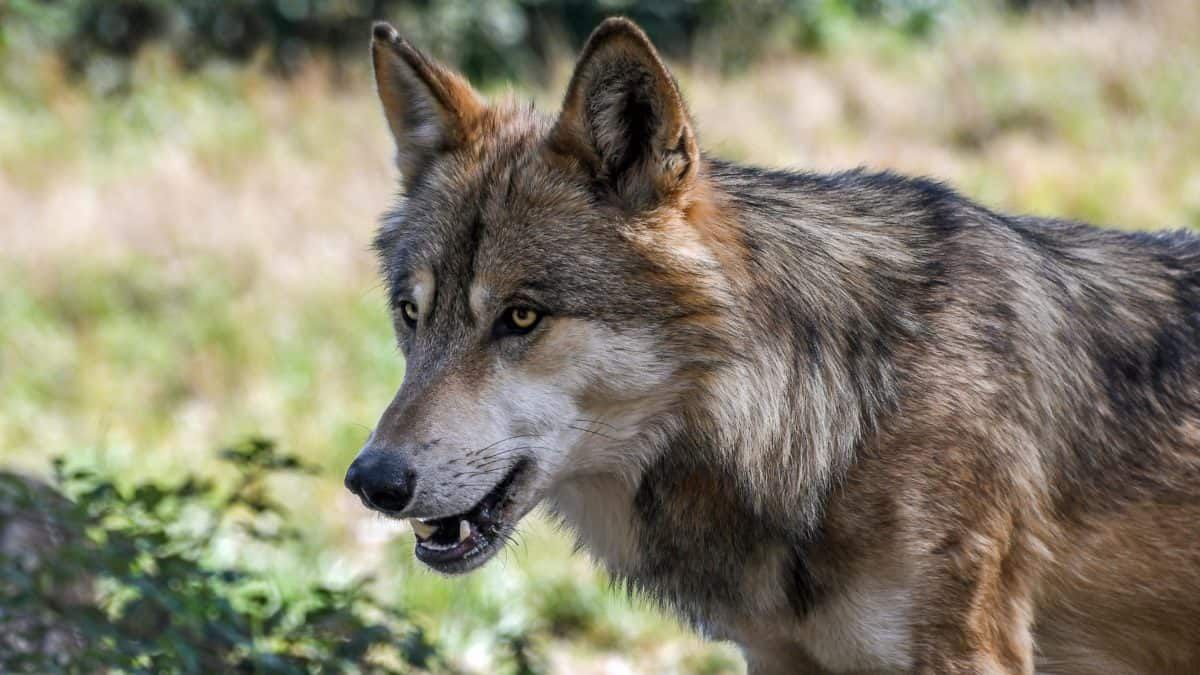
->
<box><xmin>344</xmin><ymin>447</ymin><xmax>414</xmax><ymax>514</ymax></box>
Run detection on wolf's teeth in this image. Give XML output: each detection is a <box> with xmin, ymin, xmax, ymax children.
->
<box><xmin>410</xmin><ymin>519</ymin><xmax>438</xmax><ymax>540</ymax></box>
<box><xmin>459</xmin><ymin>519</ymin><xmax>471</xmax><ymax>543</ymax></box>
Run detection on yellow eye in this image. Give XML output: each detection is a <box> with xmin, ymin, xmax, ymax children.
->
<box><xmin>509</xmin><ymin>307</ymin><xmax>539</xmax><ymax>330</ymax></box>
<box><xmin>401</xmin><ymin>301</ymin><xmax>419</xmax><ymax>325</ymax></box>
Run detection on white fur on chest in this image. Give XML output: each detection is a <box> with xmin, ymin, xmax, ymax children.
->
<box><xmin>547</xmin><ymin>474</ymin><xmax>641</xmax><ymax>571</ymax></box>
<box><xmin>794</xmin><ymin>575</ymin><xmax>914</xmax><ymax>673</ymax></box>
<box><xmin>550</xmin><ymin>469</ymin><xmax>915</xmax><ymax>674</ymax></box>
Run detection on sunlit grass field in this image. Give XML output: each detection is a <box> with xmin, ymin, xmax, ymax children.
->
<box><xmin>2</xmin><ymin>3</ymin><xmax>1199</xmax><ymax>672</ymax></box>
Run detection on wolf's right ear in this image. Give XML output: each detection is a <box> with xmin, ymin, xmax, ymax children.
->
<box><xmin>372</xmin><ymin>23</ymin><xmax>483</xmax><ymax>185</ymax></box>
<box><xmin>550</xmin><ymin>18</ymin><xmax>699</xmax><ymax>210</ymax></box>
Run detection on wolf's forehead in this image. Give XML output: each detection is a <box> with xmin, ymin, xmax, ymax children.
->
<box><xmin>377</xmin><ymin>100</ymin><xmax>646</xmax><ymax>312</ymax></box>
<box><xmin>380</xmin><ymin>143</ymin><xmax>601</xmax><ymax>292</ymax></box>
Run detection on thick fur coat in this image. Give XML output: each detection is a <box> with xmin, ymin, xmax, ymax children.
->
<box><xmin>345</xmin><ymin>17</ymin><xmax>1200</xmax><ymax>674</ymax></box>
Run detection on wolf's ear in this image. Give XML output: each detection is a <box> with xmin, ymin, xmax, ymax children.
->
<box><xmin>372</xmin><ymin>22</ymin><xmax>483</xmax><ymax>185</ymax></box>
<box><xmin>550</xmin><ymin>18</ymin><xmax>698</xmax><ymax>209</ymax></box>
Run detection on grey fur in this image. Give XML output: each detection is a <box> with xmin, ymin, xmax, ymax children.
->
<box><xmin>353</xmin><ymin>18</ymin><xmax>1200</xmax><ymax>673</ymax></box>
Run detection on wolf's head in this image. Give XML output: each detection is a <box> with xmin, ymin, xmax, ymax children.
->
<box><xmin>344</xmin><ymin>18</ymin><xmax>738</xmax><ymax>574</ymax></box>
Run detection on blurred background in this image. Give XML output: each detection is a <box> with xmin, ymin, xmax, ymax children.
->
<box><xmin>1</xmin><ymin>0</ymin><xmax>1197</xmax><ymax>672</ymax></box>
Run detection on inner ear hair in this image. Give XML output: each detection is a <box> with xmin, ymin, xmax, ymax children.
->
<box><xmin>551</xmin><ymin>18</ymin><xmax>698</xmax><ymax>209</ymax></box>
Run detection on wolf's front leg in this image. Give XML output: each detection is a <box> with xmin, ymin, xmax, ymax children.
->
<box><xmin>741</xmin><ymin>639</ymin><xmax>833</xmax><ymax>675</ymax></box>
<box><xmin>909</xmin><ymin>525</ymin><xmax>1038</xmax><ymax>674</ymax></box>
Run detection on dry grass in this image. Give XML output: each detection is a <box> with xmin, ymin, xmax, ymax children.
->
<box><xmin>2</xmin><ymin>3</ymin><xmax>1198</xmax><ymax>672</ymax></box>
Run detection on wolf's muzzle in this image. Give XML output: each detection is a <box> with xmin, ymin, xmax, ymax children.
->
<box><xmin>344</xmin><ymin>446</ymin><xmax>414</xmax><ymax>514</ymax></box>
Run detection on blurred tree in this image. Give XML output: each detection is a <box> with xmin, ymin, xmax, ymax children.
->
<box><xmin>4</xmin><ymin>0</ymin><xmax>964</xmax><ymax>85</ymax></box>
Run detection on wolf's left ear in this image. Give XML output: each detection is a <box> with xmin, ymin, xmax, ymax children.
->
<box><xmin>372</xmin><ymin>22</ymin><xmax>483</xmax><ymax>186</ymax></box>
<box><xmin>550</xmin><ymin>18</ymin><xmax>699</xmax><ymax>209</ymax></box>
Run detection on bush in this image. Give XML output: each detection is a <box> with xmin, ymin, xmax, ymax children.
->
<box><xmin>0</xmin><ymin>438</ymin><xmax>541</xmax><ymax>673</ymax></box>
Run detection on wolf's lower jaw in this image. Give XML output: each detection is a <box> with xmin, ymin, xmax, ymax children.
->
<box><xmin>411</xmin><ymin>459</ymin><xmax>533</xmax><ymax>574</ymax></box>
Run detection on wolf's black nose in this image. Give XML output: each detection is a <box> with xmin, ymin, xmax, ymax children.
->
<box><xmin>344</xmin><ymin>447</ymin><xmax>414</xmax><ymax>514</ymax></box>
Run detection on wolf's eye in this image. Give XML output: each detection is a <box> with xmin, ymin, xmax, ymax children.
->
<box><xmin>510</xmin><ymin>308</ymin><xmax>539</xmax><ymax>329</ymax></box>
<box><xmin>400</xmin><ymin>301</ymin><xmax>419</xmax><ymax>328</ymax></box>
<box><xmin>495</xmin><ymin>307</ymin><xmax>542</xmax><ymax>337</ymax></box>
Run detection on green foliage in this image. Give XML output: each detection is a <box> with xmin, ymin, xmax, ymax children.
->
<box><xmin>0</xmin><ymin>438</ymin><xmax>539</xmax><ymax>673</ymax></box>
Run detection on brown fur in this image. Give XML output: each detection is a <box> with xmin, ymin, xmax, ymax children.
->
<box><xmin>352</xmin><ymin>17</ymin><xmax>1200</xmax><ymax>674</ymax></box>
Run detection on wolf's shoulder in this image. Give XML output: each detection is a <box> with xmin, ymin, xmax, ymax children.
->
<box><xmin>708</xmin><ymin>160</ymin><xmax>984</xmax><ymax>230</ymax></box>
<box><xmin>711</xmin><ymin>159</ymin><xmax>1200</xmax><ymax>252</ymax></box>
<box><xmin>709</xmin><ymin>160</ymin><xmax>960</xmax><ymax>203</ymax></box>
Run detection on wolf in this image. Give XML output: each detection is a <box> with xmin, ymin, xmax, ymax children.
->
<box><xmin>343</xmin><ymin>17</ymin><xmax>1200</xmax><ymax>674</ymax></box>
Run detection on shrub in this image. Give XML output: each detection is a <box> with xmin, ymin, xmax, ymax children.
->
<box><xmin>0</xmin><ymin>438</ymin><xmax>540</xmax><ymax>673</ymax></box>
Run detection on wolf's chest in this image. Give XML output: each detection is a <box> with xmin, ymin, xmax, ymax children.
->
<box><xmin>792</xmin><ymin>574</ymin><xmax>914</xmax><ymax>673</ymax></box>
<box><xmin>552</xmin><ymin>468</ymin><xmax>914</xmax><ymax>673</ymax></box>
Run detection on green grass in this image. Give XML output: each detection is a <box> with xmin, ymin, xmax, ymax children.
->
<box><xmin>1</xmin><ymin>258</ymin><xmax>394</xmax><ymax>472</ymax></box>
<box><xmin>2</xmin><ymin>3</ymin><xmax>1199</xmax><ymax>671</ymax></box>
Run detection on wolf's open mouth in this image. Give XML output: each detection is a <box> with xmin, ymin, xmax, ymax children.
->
<box><xmin>408</xmin><ymin>459</ymin><xmax>531</xmax><ymax>573</ymax></box>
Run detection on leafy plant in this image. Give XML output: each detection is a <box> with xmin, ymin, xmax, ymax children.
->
<box><xmin>0</xmin><ymin>438</ymin><xmax>527</xmax><ymax>673</ymax></box>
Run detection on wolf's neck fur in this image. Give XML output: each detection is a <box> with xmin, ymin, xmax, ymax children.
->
<box><xmin>552</xmin><ymin>161</ymin><xmax>948</xmax><ymax>625</ymax></box>
<box><xmin>669</xmin><ymin>161</ymin><xmax>936</xmax><ymax>518</ymax></box>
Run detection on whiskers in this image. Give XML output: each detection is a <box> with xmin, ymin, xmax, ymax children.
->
<box><xmin>439</xmin><ymin>417</ymin><xmax>636</xmax><ymax>490</ymax></box>
<box><xmin>465</xmin><ymin>433</ymin><xmax>545</xmax><ymax>459</ymax></box>
<box><xmin>568</xmin><ymin>417</ymin><xmax>627</xmax><ymax>443</ymax></box>
<box><xmin>451</xmin><ymin>446</ymin><xmax>551</xmax><ymax>486</ymax></box>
